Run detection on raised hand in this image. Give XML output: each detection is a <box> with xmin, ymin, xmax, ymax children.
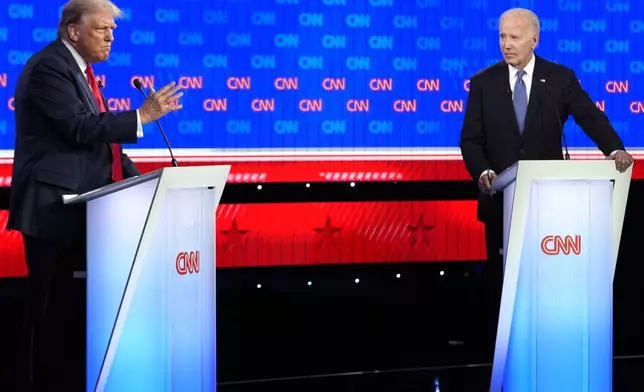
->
<box><xmin>138</xmin><ymin>82</ymin><xmax>184</xmax><ymax>124</ymax></box>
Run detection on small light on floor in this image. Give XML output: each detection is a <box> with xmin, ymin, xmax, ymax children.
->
<box><xmin>396</xmin><ymin>274</ymin><xmax>401</xmax><ymax>278</ymax></box>
<box><xmin>440</xmin><ymin>271</ymin><xmax>445</xmax><ymax>276</ymax></box>
<box><xmin>306</xmin><ymin>183</ymin><xmax>310</xmax><ymax>188</ymax></box>
<box><xmin>257</xmin><ymin>185</ymin><xmax>263</xmax><ymax>190</ymax></box>
<box><xmin>307</xmin><ymin>281</ymin><xmax>312</xmax><ymax>286</ymax></box>
<box><xmin>350</xmin><ymin>182</ymin><xmax>355</xmax><ymax>187</ymax></box>
<box><xmin>355</xmin><ymin>278</ymin><xmax>360</xmax><ymax>283</ymax></box>
<box><xmin>257</xmin><ymin>284</ymin><xmax>262</xmax><ymax>288</ymax></box>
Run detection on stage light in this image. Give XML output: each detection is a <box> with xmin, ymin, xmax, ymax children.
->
<box><xmin>440</xmin><ymin>271</ymin><xmax>444</xmax><ymax>276</ymax></box>
<box><xmin>350</xmin><ymin>182</ymin><xmax>355</xmax><ymax>187</ymax></box>
<box><xmin>307</xmin><ymin>281</ymin><xmax>312</xmax><ymax>286</ymax></box>
<box><xmin>355</xmin><ymin>278</ymin><xmax>360</xmax><ymax>283</ymax></box>
<box><xmin>257</xmin><ymin>185</ymin><xmax>263</xmax><ymax>190</ymax></box>
<box><xmin>306</xmin><ymin>183</ymin><xmax>310</xmax><ymax>188</ymax></box>
<box><xmin>396</xmin><ymin>273</ymin><xmax>401</xmax><ymax>278</ymax></box>
<box><xmin>257</xmin><ymin>284</ymin><xmax>262</xmax><ymax>288</ymax></box>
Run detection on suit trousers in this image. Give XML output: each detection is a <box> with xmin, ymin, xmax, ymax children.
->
<box><xmin>22</xmin><ymin>233</ymin><xmax>85</xmax><ymax>392</ymax></box>
<box><xmin>481</xmin><ymin>199</ymin><xmax>504</xmax><ymax>358</ymax></box>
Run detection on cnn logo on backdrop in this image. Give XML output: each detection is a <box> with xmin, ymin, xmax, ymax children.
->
<box><xmin>540</xmin><ymin>235</ymin><xmax>581</xmax><ymax>256</ymax></box>
<box><xmin>176</xmin><ymin>251</ymin><xmax>200</xmax><ymax>275</ymax></box>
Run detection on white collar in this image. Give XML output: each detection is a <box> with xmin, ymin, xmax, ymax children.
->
<box><xmin>61</xmin><ymin>38</ymin><xmax>88</xmax><ymax>75</ymax></box>
<box><xmin>508</xmin><ymin>53</ymin><xmax>536</xmax><ymax>78</ymax></box>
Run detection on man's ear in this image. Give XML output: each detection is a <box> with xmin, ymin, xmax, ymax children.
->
<box><xmin>67</xmin><ymin>25</ymin><xmax>80</xmax><ymax>42</ymax></box>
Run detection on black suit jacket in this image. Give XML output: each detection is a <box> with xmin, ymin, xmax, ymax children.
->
<box><xmin>7</xmin><ymin>39</ymin><xmax>141</xmax><ymax>243</ymax></box>
<box><xmin>459</xmin><ymin>55</ymin><xmax>625</xmax><ymax>222</ymax></box>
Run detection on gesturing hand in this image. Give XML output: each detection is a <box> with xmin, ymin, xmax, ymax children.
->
<box><xmin>138</xmin><ymin>82</ymin><xmax>184</xmax><ymax>124</ymax></box>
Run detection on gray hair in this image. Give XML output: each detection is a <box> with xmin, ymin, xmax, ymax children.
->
<box><xmin>500</xmin><ymin>8</ymin><xmax>540</xmax><ymax>35</ymax></box>
<box><xmin>57</xmin><ymin>0</ymin><xmax>123</xmax><ymax>38</ymax></box>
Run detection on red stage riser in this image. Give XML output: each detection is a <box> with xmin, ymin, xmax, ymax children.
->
<box><xmin>0</xmin><ymin>201</ymin><xmax>485</xmax><ymax>278</ymax></box>
<box><xmin>1</xmin><ymin>156</ymin><xmax>639</xmax><ymax>278</ymax></box>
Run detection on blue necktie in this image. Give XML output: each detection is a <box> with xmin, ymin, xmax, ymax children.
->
<box><xmin>513</xmin><ymin>70</ymin><xmax>527</xmax><ymax>134</ymax></box>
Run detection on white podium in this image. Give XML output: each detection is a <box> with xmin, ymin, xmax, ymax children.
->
<box><xmin>64</xmin><ymin>165</ymin><xmax>231</xmax><ymax>392</ymax></box>
<box><xmin>489</xmin><ymin>160</ymin><xmax>631</xmax><ymax>392</ymax></box>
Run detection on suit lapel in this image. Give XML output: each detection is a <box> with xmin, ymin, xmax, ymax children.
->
<box><xmin>495</xmin><ymin>63</ymin><xmax>521</xmax><ymax>137</ymax></box>
<box><xmin>51</xmin><ymin>39</ymin><xmax>100</xmax><ymax>115</ymax></box>
<box><xmin>75</xmin><ymin>73</ymin><xmax>100</xmax><ymax>115</ymax></box>
<box><xmin>523</xmin><ymin>56</ymin><xmax>546</xmax><ymax>134</ymax></box>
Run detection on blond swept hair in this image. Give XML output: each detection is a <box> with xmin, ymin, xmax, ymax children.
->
<box><xmin>57</xmin><ymin>0</ymin><xmax>123</xmax><ymax>39</ymax></box>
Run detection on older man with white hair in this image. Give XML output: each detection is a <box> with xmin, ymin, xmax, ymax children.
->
<box><xmin>460</xmin><ymin>8</ymin><xmax>633</xmax><ymax>358</ymax></box>
<box><xmin>8</xmin><ymin>0</ymin><xmax>183</xmax><ymax>389</ymax></box>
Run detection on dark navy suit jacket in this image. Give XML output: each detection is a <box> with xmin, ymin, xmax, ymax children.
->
<box><xmin>459</xmin><ymin>55</ymin><xmax>625</xmax><ymax>222</ymax></box>
<box><xmin>7</xmin><ymin>39</ymin><xmax>140</xmax><ymax>243</ymax></box>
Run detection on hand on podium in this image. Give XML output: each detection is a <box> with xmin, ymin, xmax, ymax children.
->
<box><xmin>478</xmin><ymin>170</ymin><xmax>497</xmax><ymax>195</ymax></box>
<box><xmin>606</xmin><ymin>150</ymin><xmax>633</xmax><ymax>173</ymax></box>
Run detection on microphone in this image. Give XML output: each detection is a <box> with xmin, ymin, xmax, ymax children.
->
<box><xmin>132</xmin><ymin>78</ymin><xmax>179</xmax><ymax>167</ymax></box>
<box><xmin>542</xmin><ymin>80</ymin><xmax>570</xmax><ymax>160</ymax></box>
<box><xmin>97</xmin><ymin>80</ymin><xmax>109</xmax><ymax>110</ymax></box>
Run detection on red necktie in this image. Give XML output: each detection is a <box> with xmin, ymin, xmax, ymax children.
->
<box><xmin>85</xmin><ymin>64</ymin><xmax>123</xmax><ymax>182</ymax></box>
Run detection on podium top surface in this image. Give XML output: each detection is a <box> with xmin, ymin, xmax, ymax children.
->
<box><xmin>490</xmin><ymin>159</ymin><xmax>632</xmax><ymax>192</ymax></box>
<box><xmin>63</xmin><ymin>165</ymin><xmax>231</xmax><ymax>205</ymax></box>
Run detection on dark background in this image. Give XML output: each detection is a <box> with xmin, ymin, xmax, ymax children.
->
<box><xmin>0</xmin><ymin>178</ymin><xmax>643</xmax><ymax>390</ymax></box>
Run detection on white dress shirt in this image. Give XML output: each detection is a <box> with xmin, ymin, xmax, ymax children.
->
<box><xmin>61</xmin><ymin>39</ymin><xmax>143</xmax><ymax>138</ymax></box>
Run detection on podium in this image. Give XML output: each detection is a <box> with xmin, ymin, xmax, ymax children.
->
<box><xmin>63</xmin><ymin>165</ymin><xmax>231</xmax><ymax>392</ymax></box>
<box><xmin>488</xmin><ymin>160</ymin><xmax>632</xmax><ymax>392</ymax></box>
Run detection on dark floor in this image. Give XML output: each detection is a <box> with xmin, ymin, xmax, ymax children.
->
<box><xmin>217</xmin><ymin>356</ymin><xmax>644</xmax><ymax>392</ymax></box>
<box><xmin>2</xmin><ymin>260</ymin><xmax>644</xmax><ymax>391</ymax></box>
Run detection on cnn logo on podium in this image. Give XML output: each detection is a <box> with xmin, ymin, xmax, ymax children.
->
<box><xmin>176</xmin><ymin>251</ymin><xmax>200</xmax><ymax>275</ymax></box>
<box><xmin>540</xmin><ymin>235</ymin><xmax>581</xmax><ymax>256</ymax></box>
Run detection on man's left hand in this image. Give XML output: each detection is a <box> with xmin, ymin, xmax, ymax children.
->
<box><xmin>607</xmin><ymin>151</ymin><xmax>634</xmax><ymax>173</ymax></box>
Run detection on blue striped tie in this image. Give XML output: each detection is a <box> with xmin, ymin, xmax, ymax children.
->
<box><xmin>513</xmin><ymin>70</ymin><xmax>527</xmax><ymax>134</ymax></box>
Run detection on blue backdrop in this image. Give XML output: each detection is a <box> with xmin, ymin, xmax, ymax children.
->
<box><xmin>0</xmin><ymin>0</ymin><xmax>641</xmax><ymax>152</ymax></box>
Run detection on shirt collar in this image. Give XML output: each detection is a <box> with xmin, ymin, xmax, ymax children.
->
<box><xmin>508</xmin><ymin>53</ymin><xmax>536</xmax><ymax>78</ymax></box>
<box><xmin>61</xmin><ymin>38</ymin><xmax>88</xmax><ymax>75</ymax></box>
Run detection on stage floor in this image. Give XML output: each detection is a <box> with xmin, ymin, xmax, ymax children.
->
<box><xmin>3</xmin><ymin>260</ymin><xmax>644</xmax><ymax>392</ymax></box>
<box><xmin>216</xmin><ymin>357</ymin><xmax>644</xmax><ymax>392</ymax></box>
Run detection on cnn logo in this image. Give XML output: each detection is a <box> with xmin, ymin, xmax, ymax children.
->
<box><xmin>540</xmin><ymin>235</ymin><xmax>581</xmax><ymax>256</ymax></box>
<box><xmin>176</xmin><ymin>251</ymin><xmax>200</xmax><ymax>275</ymax></box>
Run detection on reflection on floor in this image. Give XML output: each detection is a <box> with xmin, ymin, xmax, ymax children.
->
<box><xmin>219</xmin><ymin>357</ymin><xmax>644</xmax><ymax>392</ymax></box>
